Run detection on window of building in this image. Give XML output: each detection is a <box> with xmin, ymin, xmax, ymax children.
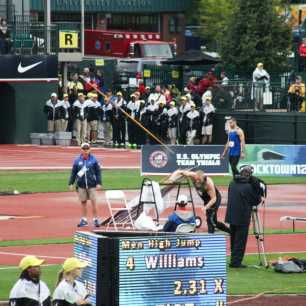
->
<box><xmin>108</xmin><ymin>14</ymin><xmax>159</xmax><ymax>32</ymax></box>
<box><xmin>169</xmin><ymin>16</ymin><xmax>180</xmax><ymax>33</ymax></box>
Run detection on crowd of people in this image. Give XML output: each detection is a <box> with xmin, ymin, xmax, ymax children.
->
<box><xmin>45</xmin><ymin>67</ymin><xmax>219</xmax><ymax>147</ymax></box>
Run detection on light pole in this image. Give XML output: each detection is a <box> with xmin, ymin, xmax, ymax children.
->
<box><xmin>81</xmin><ymin>0</ymin><xmax>84</xmax><ymax>57</ymax></box>
<box><xmin>44</xmin><ymin>0</ymin><xmax>51</xmax><ymax>54</ymax></box>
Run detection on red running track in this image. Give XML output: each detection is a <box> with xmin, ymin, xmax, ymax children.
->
<box><xmin>0</xmin><ymin>185</ymin><xmax>305</xmax><ymax>265</ymax></box>
<box><xmin>0</xmin><ymin>145</ymin><xmax>140</xmax><ymax>170</ymax></box>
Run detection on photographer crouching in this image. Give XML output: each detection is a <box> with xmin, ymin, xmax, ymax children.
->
<box><xmin>226</xmin><ymin>165</ymin><xmax>266</xmax><ymax>268</ymax></box>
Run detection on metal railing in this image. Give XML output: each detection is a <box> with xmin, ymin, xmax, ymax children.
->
<box><xmin>6</xmin><ymin>22</ymin><xmax>81</xmax><ymax>54</ymax></box>
<box><xmin>212</xmin><ymin>82</ymin><xmax>289</xmax><ymax>112</ymax></box>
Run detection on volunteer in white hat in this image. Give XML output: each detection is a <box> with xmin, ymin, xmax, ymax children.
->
<box><xmin>53</xmin><ymin>257</ymin><xmax>90</xmax><ymax>306</ymax></box>
<box><xmin>9</xmin><ymin>256</ymin><xmax>51</xmax><ymax>306</ymax></box>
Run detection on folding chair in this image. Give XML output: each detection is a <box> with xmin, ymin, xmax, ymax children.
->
<box><xmin>105</xmin><ymin>190</ymin><xmax>135</xmax><ymax>231</ymax></box>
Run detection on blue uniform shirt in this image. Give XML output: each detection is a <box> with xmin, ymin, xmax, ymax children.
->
<box><xmin>69</xmin><ymin>154</ymin><xmax>102</xmax><ymax>189</ymax></box>
<box><xmin>228</xmin><ymin>129</ymin><xmax>241</xmax><ymax>157</ymax></box>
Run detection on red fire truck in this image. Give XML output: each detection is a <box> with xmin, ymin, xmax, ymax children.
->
<box><xmin>84</xmin><ymin>29</ymin><xmax>176</xmax><ymax>59</ymax></box>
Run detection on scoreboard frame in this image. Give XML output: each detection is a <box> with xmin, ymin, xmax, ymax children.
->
<box><xmin>74</xmin><ymin>231</ymin><xmax>227</xmax><ymax>306</ymax></box>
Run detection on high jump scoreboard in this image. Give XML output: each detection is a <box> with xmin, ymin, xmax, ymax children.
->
<box><xmin>74</xmin><ymin>231</ymin><xmax>227</xmax><ymax>306</ymax></box>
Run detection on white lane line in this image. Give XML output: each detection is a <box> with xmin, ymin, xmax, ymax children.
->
<box><xmin>0</xmin><ymin>251</ymin><xmax>67</xmax><ymax>259</ymax></box>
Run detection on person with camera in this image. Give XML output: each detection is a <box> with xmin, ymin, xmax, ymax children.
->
<box><xmin>288</xmin><ymin>76</ymin><xmax>305</xmax><ymax>112</ymax></box>
<box><xmin>225</xmin><ymin>165</ymin><xmax>265</xmax><ymax>268</ymax></box>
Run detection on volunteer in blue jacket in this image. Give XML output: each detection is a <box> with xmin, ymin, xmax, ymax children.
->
<box><xmin>221</xmin><ymin>117</ymin><xmax>246</xmax><ymax>176</ymax></box>
<box><xmin>69</xmin><ymin>142</ymin><xmax>102</xmax><ymax>227</ymax></box>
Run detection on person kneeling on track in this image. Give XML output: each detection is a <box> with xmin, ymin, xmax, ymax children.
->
<box><xmin>53</xmin><ymin>257</ymin><xmax>91</xmax><ymax>306</ymax></box>
<box><xmin>163</xmin><ymin>195</ymin><xmax>196</xmax><ymax>232</ymax></box>
<box><xmin>9</xmin><ymin>256</ymin><xmax>51</xmax><ymax>306</ymax></box>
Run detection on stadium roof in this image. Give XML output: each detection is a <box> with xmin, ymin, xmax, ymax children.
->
<box><xmin>30</xmin><ymin>0</ymin><xmax>191</xmax><ymax>13</ymax></box>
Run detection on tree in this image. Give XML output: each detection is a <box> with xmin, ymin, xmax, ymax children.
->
<box><xmin>220</xmin><ymin>0</ymin><xmax>291</xmax><ymax>74</ymax></box>
<box><xmin>188</xmin><ymin>0</ymin><xmax>235</xmax><ymax>50</ymax></box>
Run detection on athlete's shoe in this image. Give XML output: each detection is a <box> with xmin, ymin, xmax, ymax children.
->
<box><xmin>93</xmin><ymin>219</ymin><xmax>101</xmax><ymax>228</ymax></box>
<box><xmin>77</xmin><ymin>219</ymin><xmax>88</xmax><ymax>227</ymax></box>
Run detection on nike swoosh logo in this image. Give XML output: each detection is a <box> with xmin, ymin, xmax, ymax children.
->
<box><xmin>17</xmin><ymin>61</ymin><xmax>43</xmax><ymax>73</ymax></box>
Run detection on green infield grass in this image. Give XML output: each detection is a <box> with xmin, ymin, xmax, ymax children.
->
<box><xmin>1</xmin><ymin>253</ymin><xmax>306</xmax><ymax>300</ymax></box>
<box><xmin>0</xmin><ymin>170</ymin><xmax>305</xmax><ymax>193</ymax></box>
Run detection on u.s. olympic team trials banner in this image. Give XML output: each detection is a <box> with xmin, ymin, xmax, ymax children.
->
<box><xmin>240</xmin><ymin>145</ymin><xmax>306</xmax><ymax>176</ymax></box>
<box><xmin>141</xmin><ymin>145</ymin><xmax>228</xmax><ymax>175</ymax></box>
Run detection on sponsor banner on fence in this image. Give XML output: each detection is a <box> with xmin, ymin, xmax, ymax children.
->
<box><xmin>241</xmin><ymin>145</ymin><xmax>306</xmax><ymax>176</ymax></box>
<box><xmin>141</xmin><ymin>145</ymin><xmax>228</xmax><ymax>175</ymax></box>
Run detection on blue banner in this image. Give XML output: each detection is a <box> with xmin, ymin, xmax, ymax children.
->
<box><xmin>243</xmin><ymin>145</ymin><xmax>306</xmax><ymax>176</ymax></box>
<box><xmin>141</xmin><ymin>145</ymin><xmax>229</xmax><ymax>175</ymax></box>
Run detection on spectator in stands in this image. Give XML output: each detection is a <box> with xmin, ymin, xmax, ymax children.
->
<box><xmin>163</xmin><ymin>86</ymin><xmax>172</xmax><ymax>104</ymax></box>
<box><xmin>127</xmin><ymin>93</ymin><xmax>141</xmax><ymax>148</ymax></box>
<box><xmin>141</xmin><ymin>85</ymin><xmax>151</xmax><ymax>101</ymax></box>
<box><xmin>101</xmin><ymin>96</ymin><xmax>113</xmax><ymax>146</ymax></box>
<box><xmin>9</xmin><ymin>256</ymin><xmax>51</xmax><ymax>306</ymax></box>
<box><xmin>0</xmin><ymin>19</ymin><xmax>11</xmax><ymax>54</ymax></box>
<box><xmin>138</xmin><ymin>80</ymin><xmax>146</xmax><ymax>96</ymax></box>
<box><xmin>148</xmin><ymin>85</ymin><xmax>166</xmax><ymax>105</ymax></box>
<box><xmin>95</xmin><ymin>69</ymin><xmax>105</xmax><ymax>92</ymax></box>
<box><xmin>87</xmin><ymin>92</ymin><xmax>102</xmax><ymax>144</ymax></box>
<box><xmin>186</xmin><ymin>102</ymin><xmax>200</xmax><ymax>145</ymax></box>
<box><xmin>178</xmin><ymin>96</ymin><xmax>191</xmax><ymax>145</ymax></box>
<box><xmin>60</xmin><ymin>93</ymin><xmax>71</xmax><ymax>132</ymax></box>
<box><xmin>43</xmin><ymin>93</ymin><xmax>62</xmax><ymax>133</ymax></box>
<box><xmin>200</xmin><ymin>96</ymin><xmax>215</xmax><ymax>144</ymax></box>
<box><xmin>72</xmin><ymin>93</ymin><xmax>88</xmax><ymax>145</ymax></box>
<box><xmin>167</xmin><ymin>101</ymin><xmax>178</xmax><ymax>145</ymax></box>
<box><xmin>67</xmin><ymin>73</ymin><xmax>84</xmax><ymax>102</ymax></box>
<box><xmin>187</xmin><ymin>77</ymin><xmax>198</xmax><ymax>93</ymax></box>
<box><xmin>252</xmin><ymin>63</ymin><xmax>270</xmax><ymax>111</ymax></box>
<box><xmin>202</xmin><ymin>86</ymin><xmax>213</xmax><ymax>104</ymax></box>
<box><xmin>220</xmin><ymin>71</ymin><xmax>229</xmax><ymax>86</ymax></box>
<box><xmin>288</xmin><ymin>76</ymin><xmax>305</xmax><ymax>112</ymax></box>
<box><xmin>84</xmin><ymin>72</ymin><xmax>98</xmax><ymax>94</ymax></box>
<box><xmin>170</xmin><ymin>84</ymin><xmax>181</xmax><ymax>100</ymax></box>
<box><xmin>111</xmin><ymin>91</ymin><xmax>127</xmax><ymax>147</ymax></box>
<box><xmin>154</xmin><ymin>101</ymin><xmax>168</xmax><ymax>143</ymax></box>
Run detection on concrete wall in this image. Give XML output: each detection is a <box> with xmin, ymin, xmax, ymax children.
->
<box><xmin>0</xmin><ymin>82</ymin><xmax>57</xmax><ymax>144</ymax></box>
<box><xmin>213</xmin><ymin>112</ymin><xmax>306</xmax><ymax>145</ymax></box>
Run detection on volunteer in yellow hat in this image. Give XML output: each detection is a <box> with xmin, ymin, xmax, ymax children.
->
<box><xmin>53</xmin><ymin>258</ymin><xmax>90</xmax><ymax>306</ymax></box>
<box><xmin>9</xmin><ymin>256</ymin><xmax>51</xmax><ymax>306</ymax></box>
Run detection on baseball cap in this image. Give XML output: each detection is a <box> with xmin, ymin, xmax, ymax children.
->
<box><xmin>180</xmin><ymin>96</ymin><xmax>187</xmax><ymax>101</ymax></box>
<box><xmin>116</xmin><ymin>91</ymin><xmax>123</xmax><ymax>96</ymax></box>
<box><xmin>50</xmin><ymin>93</ymin><xmax>57</xmax><ymax>98</ymax></box>
<box><xmin>63</xmin><ymin>93</ymin><xmax>68</xmax><ymax>98</ymax></box>
<box><xmin>81</xmin><ymin>142</ymin><xmax>90</xmax><ymax>150</ymax></box>
<box><xmin>62</xmin><ymin>257</ymin><xmax>88</xmax><ymax>273</ymax></box>
<box><xmin>19</xmin><ymin>255</ymin><xmax>44</xmax><ymax>271</ymax></box>
<box><xmin>78</xmin><ymin>92</ymin><xmax>84</xmax><ymax>97</ymax></box>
